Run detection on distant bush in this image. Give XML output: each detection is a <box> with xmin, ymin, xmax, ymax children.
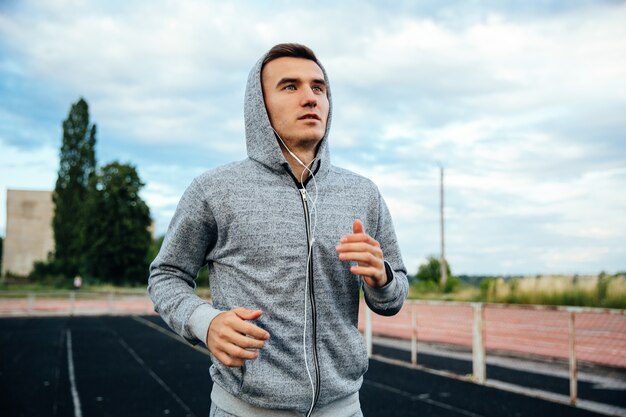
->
<box><xmin>478</xmin><ymin>273</ymin><xmax>626</xmax><ymax>308</ymax></box>
<box><xmin>28</xmin><ymin>259</ymin><xmax>71</xmax><ymax>288</ymax></box>
<box><xmin>443</xmin><ymin>275</ymin><xmax>460</xmax><ymax>293</ymax></box>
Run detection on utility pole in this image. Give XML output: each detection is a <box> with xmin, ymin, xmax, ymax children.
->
<box><xmin>440</xmin><ymin>165</ymin><xmax>447</xmax><ymax>289</ymax></box>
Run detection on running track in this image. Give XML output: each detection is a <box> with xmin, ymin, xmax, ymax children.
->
<box><xmin>2</xmin><ymin>297</ymin><xmax>624</xmax><ymax>368</ymax></box>
<box><xmin>0</xmin><ymin>315</ymin><xmax>609</xmax><ymax>417</ymax></box>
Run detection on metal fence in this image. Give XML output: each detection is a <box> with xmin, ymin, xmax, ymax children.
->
<box><xmin>360</xmin><ymin>300</ymin><xmax>626</xmax><ymax>415</ymax></box>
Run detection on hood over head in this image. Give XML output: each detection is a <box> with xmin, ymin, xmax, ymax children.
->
<box><xmin>244</xmin><ymin>48</ymin><xmax>333</xmax><ymax>177</ymax></box>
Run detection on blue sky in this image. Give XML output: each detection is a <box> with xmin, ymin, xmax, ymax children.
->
<box><xmin>1</xmin><ymin>0</ymin><xmax>625</xmax><ymax>275</ymax></box>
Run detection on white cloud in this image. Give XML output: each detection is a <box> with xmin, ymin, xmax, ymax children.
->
<box><xmin>1</xmin><ymin>1</ymin><xmax>625</xmax><ymax>274</ymax></box>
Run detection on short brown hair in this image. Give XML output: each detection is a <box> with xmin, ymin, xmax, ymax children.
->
<box><xmin>262</xmin><ymin>43</ymin><xmax>319</xmax><ymax>68</ymax></box>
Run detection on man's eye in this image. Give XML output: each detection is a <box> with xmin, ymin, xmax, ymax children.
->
<box><xmin>312</xmin><ymin>86</ymin><xmax>325</xmax><ymax>93</ymax></box>
<box><xmin>284</xmin><ymin>85</ymin><xmax>296</xmax><ymax>91</ymax></box>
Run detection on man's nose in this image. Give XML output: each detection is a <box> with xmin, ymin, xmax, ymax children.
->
<box><xmin>300</xmin><ymin>87</ymin><xmax>318</xmax><ymax>107</ymax></box>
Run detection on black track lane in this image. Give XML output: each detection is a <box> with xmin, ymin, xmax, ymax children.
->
<box><xmin>0</xmin><ymin>317</ymin><xmax>73</xmax><ymax>417</ymax></box>
<box><xmin>362</xmin><ymin>359</ymin><xmax>606</xmax><ymax>417</ymax></box>
<box><xmin>70</xmin><ymin>315</ymin><xmax>212</xmax><ymax>417</ymax></box>
<box><xmin>105</xmin><ymin>315</ymin><xmax>213</xmax><ymax>413</ymax></box>
<box><xmin>373</xmin><ymin>344</ymin><xmax>626</xmax><ymax>409</ymax></box>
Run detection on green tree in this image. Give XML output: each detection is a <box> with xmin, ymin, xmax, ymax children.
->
<box><xmin>147</xmin><ymin>235</ymin><xmax>164</xmax><ymax>267</ymax></box>
<box><xmin>415</xmin><ymin>255</ymin><xmax>458</xmax><ymax>292</ymax></box>
<box><xmin>416</xmin><ymin>255</ymin><xmax>450</xmax><ymax>283</ymax></box>
<box><xmin>0</xmin><ymin>236</ymin><xmax>4</xmax><ymax>274</ymax></box>
<box><xmin>83</xmin><ymin>162</ymin><xmax>151</xmax><ymax>284</ymax></box>
<box><xmin>53</xmin><ymin>98</ymin><xmax>96</xmax><ymax>276</ymax></box>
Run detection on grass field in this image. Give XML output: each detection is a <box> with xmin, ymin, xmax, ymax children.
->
<box><xmin>409</xmin><ymin>273</ymin><xmax>626</xmax><ymax>309</ymax></box>
<box><xmin>479</xmin><ymin>273</ymin><xmax>626</xmax><ymax>308</ymax></box>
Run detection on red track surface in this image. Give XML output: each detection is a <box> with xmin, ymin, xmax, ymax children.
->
<box><xmin>0</xmin><ymin>295</ymin><xmax>155</xmax><ymax>316</ymax></box>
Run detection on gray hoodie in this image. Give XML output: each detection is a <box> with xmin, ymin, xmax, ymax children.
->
<box><xmin>148</xmin><ymin>51</ymin><xmax>408</xmax><ymax>415</ymax></box>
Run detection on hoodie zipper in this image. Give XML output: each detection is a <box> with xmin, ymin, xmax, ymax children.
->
<box><xmin>299</xmin><ymin>187</ymin><xmax>321</xmax><ymax>412</ymax></box>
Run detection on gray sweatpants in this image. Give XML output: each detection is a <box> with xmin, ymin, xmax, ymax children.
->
<box><xmin>209</xmin><ymin>402</ymin><xmax>364</xmax><ymax>417</ymax></box>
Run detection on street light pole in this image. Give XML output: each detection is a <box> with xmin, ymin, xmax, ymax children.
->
<box><xmin>440</xmin><ymin>165</ymin><xmax>447</xmax><ymax>289</ymax></box>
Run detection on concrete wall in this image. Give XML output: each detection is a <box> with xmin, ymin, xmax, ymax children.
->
<box><xmin>2</xmin><ymin>190</ymin><xmax>55</xmax><ymax>277</ymax></box>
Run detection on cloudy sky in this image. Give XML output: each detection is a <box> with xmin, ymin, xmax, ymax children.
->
<box><xmin>1</xmin><ymin>0</ymin><xmax>625</xmax><ymax>276</ymax></box>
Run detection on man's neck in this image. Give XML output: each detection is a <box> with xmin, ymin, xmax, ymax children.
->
<box><xmin>280</xmin><ymin>145</ymin><xmax>317</xmax><ymax>184</ymax></box>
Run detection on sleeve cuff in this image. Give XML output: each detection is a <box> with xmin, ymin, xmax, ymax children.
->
<box><xmin>362</xmin><ymin>261</ymin><xmax>398</xmax><ymax>302</ymax></box>
<box><xmin>188</xmin><ymin>303</ymin><xmax>223</xmax><ymax>346</ymax></box>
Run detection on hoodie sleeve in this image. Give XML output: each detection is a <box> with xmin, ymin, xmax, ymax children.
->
<box><xmin>148</xmin><ymin>178</ymin><xmax>222</xmax><ymax>345</ymax></box>
<box><xmin>362</xmin><ymin>191</ymin><xmax>409</xmax><ymax>316</ymax></box>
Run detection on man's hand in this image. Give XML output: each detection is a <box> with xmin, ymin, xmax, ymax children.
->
<box><xmin>336</xmin><ymin>219</ymin><xmax>387</xmax><ymax>288</ymax></box>
<box><xmin>207</xmin><ymin>307</ymin><xmax>270</xmax><ymax>367</ymax></box>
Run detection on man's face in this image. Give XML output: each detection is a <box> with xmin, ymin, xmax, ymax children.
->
<box><xmin>261</xmin><ymin>57</ymin><xmax>329</xmax><ymax>147</ymax></box>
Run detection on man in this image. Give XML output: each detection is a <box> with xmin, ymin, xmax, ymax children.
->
<box><xmin>149</xmin><ymin>43</ymin><xmax>408</xmax><ymax>417</ymax></box>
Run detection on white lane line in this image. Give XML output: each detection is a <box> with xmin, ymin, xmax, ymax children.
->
<box><xmin>363</xmin><ymin>380</ymin><xmax>486</xmax><ymax>417</ymax></box>
<box><xmin>132</xmin><ymin>316</ymin><xmax>209</xmax><ymax>356</ymax></box>
<box><xmin>66</xmin><ymin>329</ymin><xmax>83</xmax><ymax>417</ymax></box>
<box><xmin>117</xmin><ymin>337</ymin><xmax>197</xmax><ymax>417</ymax></box>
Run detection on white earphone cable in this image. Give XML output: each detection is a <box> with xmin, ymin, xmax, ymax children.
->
<box><xmin>273</xmin><ymin>129</ymin><xmax>318</xmax><ymax>417</ymax></box>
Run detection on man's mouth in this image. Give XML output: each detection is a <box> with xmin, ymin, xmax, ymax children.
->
<box><xmin>299</xmin><ymin>114</ymin><xmax>321</xmax><ymax>120</ymax></box>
